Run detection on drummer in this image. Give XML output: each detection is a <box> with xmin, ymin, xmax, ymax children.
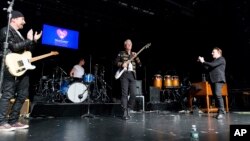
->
<box><xmin>70</xmin><ymin>57</ymin><xmax>85</xmax><ymax>82</ymax></box>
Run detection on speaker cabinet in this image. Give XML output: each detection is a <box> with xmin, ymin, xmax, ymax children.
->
<box><xmin>149</xmin><ymin>86</ymin><xmax>160</xmax><ymax>103</ymax></box>
<box><xmin>8</xmin><ymin>99</ymin><xmax>30</xmax><ymax>117</ymax></box>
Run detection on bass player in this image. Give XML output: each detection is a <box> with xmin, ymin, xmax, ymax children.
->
<box><xmin>114</xmin><ymin>39</ymin><xmax>142</xmax><ymax>120</ymax></box>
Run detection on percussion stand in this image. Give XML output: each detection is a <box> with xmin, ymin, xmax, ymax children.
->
<box><xmin>93</xmin><ymin>75</ymin><xmax>101</xmax><ymax>102</ymax></box>
<box><xmin>58</xmin><ymin>67</ymin><xmax>66</xmax><ymax>103</ymax></box>
<box><xmin>47</xmin><ymin>73</ymin><xmax>56</xmax><ymax>103</ymax></box>
<box><xmin>99</xmin><ymin>76</ymin><xmax>110</xmax><ymax>103</ymax></box>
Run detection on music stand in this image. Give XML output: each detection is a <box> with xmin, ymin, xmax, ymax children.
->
<box><xmin>81</xmin><ymin>55</ymin><xmax>95</xmax><ymax>118</ymax></box>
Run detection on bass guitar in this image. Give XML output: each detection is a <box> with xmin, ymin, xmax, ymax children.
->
<box><xmin>114</xmin><ymin>43</ymin><xmax>151</xmax><ymax>79</ymax></box>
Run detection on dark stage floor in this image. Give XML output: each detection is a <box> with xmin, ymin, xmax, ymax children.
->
<box><xmin>1</xmin><ymin>110</ymin><xmax>250</xmax><ymax>141</ymax></box>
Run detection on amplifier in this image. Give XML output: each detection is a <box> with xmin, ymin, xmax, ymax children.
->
<box><xmin>8</xmin><ymin>99</ymin><xmax>30</xmax><ymax>117</ymax></box>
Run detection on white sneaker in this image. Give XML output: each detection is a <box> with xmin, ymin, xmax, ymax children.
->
<box><xmin>11</xmin><ymin>122</ymin><xmax>29</xmax><ymax>129</ymax></box>
<box><xmin>0</xmin><ymin>123</ymin><xmax>16</xmax><ymax>131</ymax></box>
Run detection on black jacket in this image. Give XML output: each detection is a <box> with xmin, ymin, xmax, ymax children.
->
<box><xmin>203</xmin><ymin>56</ymin><xmax>226</xmax><ymax>83</ymax></box>
<box><xmin>0</xmin><ymin>25</ymin><xmax>34</xmax><ymax>56</ymax></box>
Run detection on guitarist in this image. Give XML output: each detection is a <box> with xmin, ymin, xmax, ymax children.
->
<box><xmin>115</xmin><ymin>39</ymin><xmax>142</xmax><ymax>120</ymax></box>
<box><xmin>0</xmin><ymin>10</ymin><xmax>42</xmax><ymax>131</ymax></box>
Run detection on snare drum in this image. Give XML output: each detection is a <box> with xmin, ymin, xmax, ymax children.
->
<box><xmin>164</xmin><ymin>75</ymin><xmax>172</xmax><ymax>88</ymax></box>
<box><xmin>153</xmin><ymin>74</ymin><xmax>162</xmax><ymax>89</ymax></box>
<box><xmin>67</xmin><ymin>82</ymin><xmax>88</xmax><ymax>103</ymax></box>
<box><xmin>83</xmin><ymin>74</ymin><xmax>95</xmax><ymax>83</ymax></box>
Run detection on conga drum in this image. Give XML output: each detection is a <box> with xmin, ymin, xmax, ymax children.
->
<box><xmin>153</xmin><ymin>74</ymin><xmax>162</xmax><ymax>89</ymax></box>
<box><xmin>164</xmin><ymin>75</ymin><xmax>172</xmax><ymax>88</ymax></box>
<box><xmin>172</xmin><ymin>75</ymin><xmax>180</xmax><ymax>87</ymax></box>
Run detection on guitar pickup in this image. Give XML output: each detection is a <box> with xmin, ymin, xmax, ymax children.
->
<box><xmin>17</xmin><ymin>60</ymin><xmax>24</xmax><ymax>67</ymax></box>
<box><xmin>17</xmin><ymin>68</ymin><xmax>25</xmax><ymax>73</ymax></box>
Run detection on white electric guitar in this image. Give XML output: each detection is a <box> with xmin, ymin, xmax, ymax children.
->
<box><xmin>5</xmin><ymin>51</ymin><xmax>59</xmax><ymax>76</ymax></box>
<box><xmin>114</xmin><ymin>43</ymin><xmax>151</xmax><ymax>79</ymax></box>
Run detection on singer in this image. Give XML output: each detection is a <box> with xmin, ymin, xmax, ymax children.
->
<box><xmin>197</xmin><ymin>47</ymin><xmax>226</xmax><ymax>119</ymax></box>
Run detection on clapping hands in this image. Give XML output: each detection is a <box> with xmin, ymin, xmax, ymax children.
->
<box><xmin>27</xmin><ymin>29</ymin><xmax>42</xmax><ymax>42</ymax></box>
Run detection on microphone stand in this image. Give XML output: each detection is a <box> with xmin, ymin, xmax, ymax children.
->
<box><xmin>0</xmin><ymin>0</ymin><xmax>15</xmax><ymax>98</ymax></box>
<box><xmin>81</xmin><ymin>54</ymin><xmax>94</xmax><ymax>118</ymax></box>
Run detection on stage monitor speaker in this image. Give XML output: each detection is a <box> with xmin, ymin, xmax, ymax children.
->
<box><xmin>149</xmin><ymin>86</ymin><xmax>160</xmax><ymax>103</ymax></box>
<box><xmin>135</xmin><ymin>80</ymin><xmax>143</xmax><ymax>96</ymax></box>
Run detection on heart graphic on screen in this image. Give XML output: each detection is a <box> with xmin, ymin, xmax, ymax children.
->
<box><xmin>57</xmin><ymin>29</ymin><xmax>68</xmax><ymax>39</ymax></box>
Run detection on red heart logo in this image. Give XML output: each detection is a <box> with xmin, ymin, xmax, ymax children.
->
<box><xmin>57</xmin><ymin>29</ymin><xmax>68</xmax><ymax>39</ymax></box>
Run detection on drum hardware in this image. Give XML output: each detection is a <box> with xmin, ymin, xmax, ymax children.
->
<box><xmin>36</xmin><ymin>62</ymin><xmax>46</xmax><ymax>96</ymax></box>
<box><xmin>55</xmin><ymin>66</ymin><xmax>68</xmax><ymax>103</ymax></box>
<box><xmin>81</xmin><ymin>54</ymin><xmax>95</xmax><ymax>118</ymax></box>
<box><xmin>92</xmin><ymin>66</ymin><xmax>110</xmax><ymax>103</ymax></box>
<box><xmin>162</xmin><ymin>88</ymin><xmax>181</xmax><ymax>104</ymax></box>
<box><xmin>40</xmin><ymin>66</ymin><xmax>68</xmax><ymax>103</ymax></box>
<box><xmin>94</xmin><ymin>76</ymin><xmax>110</xmax><ymax>103</ymax></box>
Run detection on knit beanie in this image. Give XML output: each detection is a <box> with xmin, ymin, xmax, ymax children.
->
<box><xmin>11</xmin><ymin>10</ymin><xmax>24</xmax><ymax>19</ymax></box>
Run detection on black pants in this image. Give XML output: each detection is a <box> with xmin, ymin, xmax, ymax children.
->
<box><xmin>211</xmin><ymin>82</ymin><xmax>225</xmax><ymax>114</ymax></box>
<box><xmin>120</xmin><ymin>71</ymin><xmax>136</xmax><ymax>110</ymax></box>
<box><xmin>0</xmin><ymin>69</ymin><xmax>29</xmax><ymax>125</ymax></box>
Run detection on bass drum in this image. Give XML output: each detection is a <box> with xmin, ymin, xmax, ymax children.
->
<box><xmin>67</xmin><ymin>82</ymin><xmax>88</xmax><ymax>103</ymax></box>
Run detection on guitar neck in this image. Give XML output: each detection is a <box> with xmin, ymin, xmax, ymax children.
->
<box><xmin>127</xmin><ymin>45</ymin><xmax>147</xmax><ymax>63</ymax></box>
<box><xmin>30</xmin><ymin>53</ymin><xmax>53</xmax><ymax>63</ymax></box>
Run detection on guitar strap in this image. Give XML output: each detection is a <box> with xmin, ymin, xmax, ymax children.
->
<box><xmin>15</xmin><ymin>30</ymin><xmax>25</xmax><ymax>41</ymax></box>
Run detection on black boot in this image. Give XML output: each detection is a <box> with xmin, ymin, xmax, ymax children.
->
<box><xmin>122</xmin><ymin>109</ymin><xmax>130</xmax><ymax>120</ymax></box>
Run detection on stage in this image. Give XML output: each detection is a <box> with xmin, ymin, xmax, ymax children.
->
<box><xmin>1</xmin><ymin>110</ymin><xmax>250</xmax><ymax>141</ymax></box>
<box><xmin>2</xmin><ymin>88</ymin><xmax>250</xmax><ymax>141</ymax></box>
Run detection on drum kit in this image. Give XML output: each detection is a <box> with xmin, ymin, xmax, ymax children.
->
<box><xmin>35</xmin><ymin>65</ymin><xmax>110</xmax><ymax>104</ymax></box>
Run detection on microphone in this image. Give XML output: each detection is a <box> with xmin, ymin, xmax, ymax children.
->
<box><xmin>58</xmin><ymin>67</ymin><xmax>67</xmax><ymax>75</ymax></box>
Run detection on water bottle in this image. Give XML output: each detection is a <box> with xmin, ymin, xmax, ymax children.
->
<box><xmin>190</xmin><ymin>125</ymin><xmax>199</xmax><ymax>141</ymax></box>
